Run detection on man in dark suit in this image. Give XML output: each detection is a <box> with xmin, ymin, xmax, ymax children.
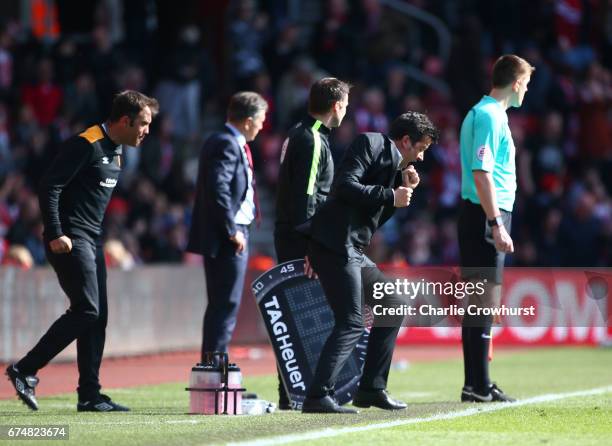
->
<box><xmin>186</xmin><ymin>92</ymin><xmax>268</xmax><ymax>359</ymax></box>
<box><xmin>302</xmin><ymin>112</ymin><xmax>439</xmax><ymax>414</ymax></box>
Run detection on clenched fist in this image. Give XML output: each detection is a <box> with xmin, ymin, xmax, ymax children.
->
<box><xmin>393</xmin><ymin>186</ymin><xmax>413</xmax><ymax>207</ymax></box>
<box><xmin>402</xmin><ymin>165</ymin><xmax>420</xmax><ymax>189</ymax></box>
<box><xmin>49</xmin><ymin>235</ymin><xmax>72</xmax><ymax>254</ymax></box>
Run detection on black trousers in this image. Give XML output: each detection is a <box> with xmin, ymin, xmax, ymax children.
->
<box><xmin>273</xmin><ymin>232</ymin><xmax>309</xmax><ymax>405</ymax></box>
<box><xmin>201</xmin><ymin>225</ymin><xmax>249</xmax><ymax>359</ymax></box>
<box><xmin>17</xmin><ymin>238</ymin><xmax>107</xmax><ymax>401</ymax></box>
<box><xmin>274</xmin><ymin>231</ymin><xmax>309</xmax><ymax>263</ymax></box>
<box><xmin>307</xmin><ymin>241</ymin><xmax>400</xmax><ymax>398</ymax></box>
<box><xmin>457</xmin><ymin>200</ymin><xmax>512</xmax><ymax>390</ymax></box>
<box><xmin>458</xmin><ymin>199</ymin><xmax>512</xmax><ymax>284</ymax></box>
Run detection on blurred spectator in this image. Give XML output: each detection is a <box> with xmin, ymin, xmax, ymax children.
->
<box><xmin>354</xmin><ymin>87</ymin><xmax>388</xmax><ymax>133</ymax></box>
<box><xmin>559</xmin><ymin>190</ymin><xmax>605</xmax><ymax>266</ymax></box>
<box><xmin>0</xmin><ymin>22</ymin><xmax>15</xmax><ymax>97</ymax></box>
<box><xmin>520</xmin><ymin>45</ymin><xmax>553</xmax><ymax>114</ymax></box>
<box><xmin>0</xmin><ymin>103</ymin><xmax>11</xmax><ymax>177</ymax></box>
<box><xmin>329</xmin><ymin>117</ymin><xmax>354</xmax><ymax>164</ymax></box>
<box><xmin>139</xmin><ymin>114</ymin><xmax>178</xmax><ymax>186</ymax></box>
<box><xmin>88</xmin><ymin>25</ymin><xmax>121</xmax><ymax>117</ymax></box>
<box><xmin>513</xmin><ymin>239</ymin><xmax>538</xmax><ymax>266</ymax></box>
<box><xmin>437</xmin><ymin>218</ymin><xmax>460</xmax><ymax>265</ymax></box>
<box><xmin>252</xmin><ymin>71</ymin><xmax>275</xmax><ymax>133</ymax></box>
<box><xmin>63</xmin><ymin>72</ymin><xmax>100</xmax><ymax>125</ymax></box>
<box><xmin>21</xmin><ymin>58</ymin><xmax>62</xmax><ymax>126</ymax></box>
<box><xmin>578</xmin><ymin>62</ymin><xmax>612</xmax><ymax>160</ymax></box>
<box><xmin>360</xmin><ymin>0</ymin><xmax>418</xmax><ymax>74</ymax></box>
<box><xmin>384</xmin><ymin>65</ymin><xmax>408</xmax><ymax>118</ymax></box>
<box><xmin>277</xmin><ymin>56</ymin><xmax>326</xmax><ymax>128</ymax></box>
<box><xmin>228</xmin><ymin>0</ymin><xmax>268</xmax><ymax>90</ymax></box>
<box><xmin>263</xmin><ymin>20</ymin><xmax>304</xmax><ymax>84</ymax></box>
<box><xmin>429</xmin><ymin>126</ymin><xmax>461</xmax><ymax>214</ymax></box>
<box><xmin>536</xmin><ymin>207</ymin><xmax>563</xmax><ymax>266</ymax></box>
<box><xmin>1</xmin><ymin>244</ymin><xmax>34</xmax><ymax>269</ymax></box>
<box><xmin>29</xmin><ymin>0</ymin><xmax>61</xmax><ymax>43</ymax></box>
<box><xmin>14</xmin><ymin>104</ymin><xmax>40</xmax><ymax>146</ymax></box>
<box><xmin>552</xmin><ymin>0</ymin><xmax>596</xmax><ymax>71</ymax></box>
<box><xmin>5</xmin><ymin>192</ymin><xmax>45</xmax><ymax>265</ymax></box>
<box><xmin>154</xmin><ymin>25</ymin><xmax>212</xmax><ymax>147</ymax></box>
<box><xmin>405</xmin><ymin>218</ymin><xmax>437</xmax><ymax>266</ymax></box>
<box><xmin>257</xmin><ymin>131</ymin><xmax>283</xmax><ymax>187</ymax></box>
<box><xmin>312</xmin><ymin>0</ymin><xmax>357</xmax><ymax>80</ymax></box>
<box><xmin>104</xmin><ymin>238</ymin><xmax>135</xmax><ymax>270</ymax></box>
<box><xmin>446</xmin><ymin>14</ymin><xmax>487</xmax><ymax>117</ymax></box>
<box><xmin>53</xmin><ymin>38</ymin><xmax>80</xmax><ymax>87</ymax></box>
<box><xmin>530</xmin><ymin>111</ymin><xmax>567</xmax><ymax>190</ymax></box>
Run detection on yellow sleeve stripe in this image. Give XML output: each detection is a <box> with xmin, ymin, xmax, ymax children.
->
<box><xmin>79</xmin><ymin>125</ymin><xmax>104</xmax><ymax>144</ymax></box>
<box><xmin>306</xmin><ymin>120</ymin><xmax>322</xmax><ymax>196</ymax></box>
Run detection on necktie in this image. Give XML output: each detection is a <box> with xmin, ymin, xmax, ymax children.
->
<box><xmin>244</xmin><ymin>143</ymin><xmax>261</xmax><ymax>224</ymax></box>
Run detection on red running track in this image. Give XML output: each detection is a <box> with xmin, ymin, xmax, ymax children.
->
<box><xmin>0</xmin><ymin>345</ymin><xmax>463</xmax><ymax>400</ymax></box>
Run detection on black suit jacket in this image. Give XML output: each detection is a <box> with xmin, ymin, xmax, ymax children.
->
<box><xmin>187</xmin><ymin>126</ymin><xmax>249</xmax><ymax>257</ymax></box>
<box><xmin>309</xmin><ymin>132</ymin><xmax>403</xmax><ymax>258</ymax></box>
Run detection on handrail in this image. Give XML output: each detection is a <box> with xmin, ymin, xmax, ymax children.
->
<box><xmin>379</xmin><ymin>0</ymin><xmax>452</xmax><ymax>64</ymax></box>
<box><xmin>378</xmin><ymin>0</ymin><xmax>452</xmax><ymax>96</ymax></box>
<box><xmin>402</xmin><ymin>63</ymin><xmax>450</xmax><ymax>96</ymax></box>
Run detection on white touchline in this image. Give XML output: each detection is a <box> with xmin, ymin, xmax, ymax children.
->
<box><xmin>225</xmin><ymin>385</ymin><xmax>612</xmax><ymax>446</ymax></box>
<box><xmin>59</xmin><ymin>385</ymin><xmax>612</xmax><ymax>431</ymax></box>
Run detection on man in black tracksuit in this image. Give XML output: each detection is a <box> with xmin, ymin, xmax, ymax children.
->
<box><xmin>301</xmin><ymin>112</ymin><xmax>439</xmax><ymax>414</ymax></box>
<box><xmin>274</xmin><ymin>77</ymin><xmax>350</xmax><ymax>409</ymax></box>
<box><xmin>5</xmin><ymin>91</ymin><xmax>158</xmax><ymax>412</ymax></box>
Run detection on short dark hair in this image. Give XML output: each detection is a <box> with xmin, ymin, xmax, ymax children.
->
<box><xmin>227</xmin><ymin>91</ymin><xmax>268</xmax><ymax>122</ymax></box>
<box><xmin>389</xmin><ymin>111</ymin><xmax>439</xmax><ymax>144</ymax></box>
<box><xmin>109</xmin><ymin>90</ymin><xmax>159</xmax><ymax>123</ymax></box>
<box><xmin>492</xmin><ymin>54</ymin><xmax>535</xmax><ymax>88</ymax></box>
<box><xmin>308</xmin><ymin>77</ymin><xmax>351</xmax><ymax>114</ymax></box>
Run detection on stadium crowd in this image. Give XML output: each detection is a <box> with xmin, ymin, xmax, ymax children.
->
<box><xmin>0</xmin><ymin>0</ymin><xmax>610</xmax><ymax>268</ymax></box>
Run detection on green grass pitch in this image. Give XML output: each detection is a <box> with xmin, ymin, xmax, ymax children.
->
<box><xmin>1</xmin><ymin>347</ymin><xmax>611</xmax><ymax>445</ymax></box>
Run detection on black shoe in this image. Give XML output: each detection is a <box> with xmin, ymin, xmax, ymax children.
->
<box><xmin>472</xmin><ymin>383</ymin><xmax>516</xmax><ymax>403</ymax></box>
<box><xmin>302</xmin><ymin>395</ymin><xmax>358</xmax><ymax>414</ymax></box>
<box><xmin>5</xmin><ymin>364</ymin><xmax>39</xmax><ymax>411</ymax></box>
<box><xmin>278</xmin><ymin>383</ymin><xmax>294</xmax><ymax>409</ymax></box>
<box><xmin>461</xmin><ymin>386</ymin><xmax>475</xmax><ymax>402</ymax></box>
<box><xmin>278</xmin><ymin>397</ymin><xmax>295</xmax><ymax>410</ymax></box>
<box><xmin>352</xmin><ymin>389</ymin><xmax>407</xmax><ymax>410</ymax></box>
<box><xmin>77</xmin><ymin>394</ymin><xmax>130</xmax><ymax>412</ymax></box>
<box><xmin>278</xmin><ymin>401</ymin><xmax>294</xmax><ymax>410</ymax></box>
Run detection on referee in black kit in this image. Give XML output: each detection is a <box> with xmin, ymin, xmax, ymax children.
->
<box><xmin>5</xmin><ymin>91</ymin><xmax>158</xmax><ymax>411</ymax></box>
<box><xmin>302</xmin><ymin>112</ymin><xmax>438</xmax><ymax>414</ymax></box>
<box><xmin>458</xmin><ymin>55</ymin><xmax>534</xmax><ymax>403</ymax></box>
<box><xmin>274</xmin><ymin>77</ymin><xmax>350</xmax><ymax>409</ymax></box>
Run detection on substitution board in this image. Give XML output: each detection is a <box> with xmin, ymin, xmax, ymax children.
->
<box><xmin>252</xmin><ymin>259</ymin><xmax>369</xmax><ymax>409</ymax></box>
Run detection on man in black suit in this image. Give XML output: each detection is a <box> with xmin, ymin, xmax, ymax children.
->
<box><xmin>186</xmin><ymin>92</ymin><xmax>268</xmax><ymax>360</ymax></box>
<box><xmin>302</xmin><ymin>112</ymin><xmax>438</xmax><ymax>414</ymax></box>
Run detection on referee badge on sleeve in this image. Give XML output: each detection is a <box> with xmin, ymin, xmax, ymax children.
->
<box><xmin>477</xmin><ymin>146</ymin><xmax>491</xmax><ymax>162</ymax></box>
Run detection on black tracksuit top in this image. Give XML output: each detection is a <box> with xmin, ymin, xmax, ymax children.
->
<box><xmin>39</xmin><ymin>124</ymin><xmax>123</xmax><ymax>243</ymax></box>
<box><xmin>275</xmin><ymin>115</ymin><xmax>333</xmax><ymax>237</ymax></box>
